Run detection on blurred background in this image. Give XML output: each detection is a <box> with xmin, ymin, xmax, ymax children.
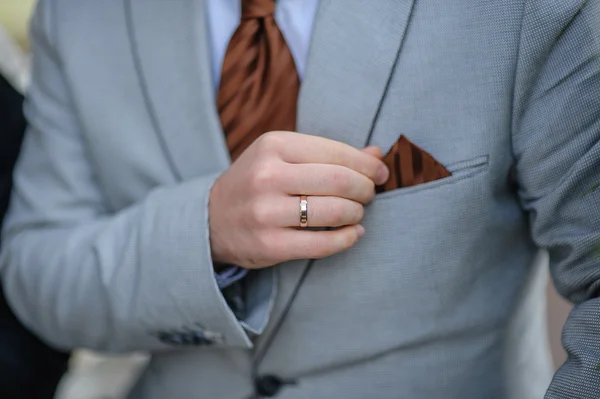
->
<box><xmin>0</xmin><ymin>2</ymin><xmax>574</xmax><ymax>398</ymax></box>
<box><xmin>0</xmin><ymin>1</ymin><xmax>33</xmax><ymax>50</ymax></box>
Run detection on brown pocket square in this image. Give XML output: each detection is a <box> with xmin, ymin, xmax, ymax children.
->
<box><xmin>375</xmin><ymin>135</ymin><xmax>451</xmax><ymax>193</ymax></box>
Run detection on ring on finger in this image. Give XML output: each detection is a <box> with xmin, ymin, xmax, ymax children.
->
<box><xmin>299</xmin><ymin>195</ymin><xmax>308</xmax><ymax>228</ymax></box>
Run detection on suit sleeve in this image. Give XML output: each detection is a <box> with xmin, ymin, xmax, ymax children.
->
<box><xmin>512</xmin><ymin>1</ymin><xmax>600</xmax><ymax>397</ymax></box>
<box><xmin>0</xmin><ymin>0</ymin><xmax>273</xmax><ymax>353</ymax></box>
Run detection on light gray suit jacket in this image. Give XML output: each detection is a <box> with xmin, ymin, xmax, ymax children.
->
<box><xmin>1</xmin><ymin>0</ymin><xmax>600</xmax><ymax>398</ymax></box>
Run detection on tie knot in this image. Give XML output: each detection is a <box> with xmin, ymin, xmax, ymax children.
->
<box><xmin>241</xmin><ymin>0</ymin><xmax>275</xmax><ymax>19</ymax></box>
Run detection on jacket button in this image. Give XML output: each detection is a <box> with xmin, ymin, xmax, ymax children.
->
<box><xmin>157</xmin><ymin>332</ymin><xmax>184</xmax><ymax>345</ymax></box>
<box><xmin>190</xmin><ymin>331</ymin><xmax>212</xmax><ymax>345</ymax></box>
<box><xmin>200</xmin><ymin>329</ymin><xmax>225</xmax><ymax>345</ymax></box>
<box><xmin>155</xmin><ymin>330</ymin><xmax>224</xmax><ymax>346</ymax></box>
<box><xmin>254</xmin><ymin>375</ymin><xmax>297</xmax><ymax>397</ymax></box>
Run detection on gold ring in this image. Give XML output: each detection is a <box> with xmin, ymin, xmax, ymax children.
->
<box><xmin>299</xmin><ymin>195</ymin><xmax>308</xmax><ymax>228</ymax></box>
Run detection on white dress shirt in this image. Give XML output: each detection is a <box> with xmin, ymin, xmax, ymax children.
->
<box><xmin>206</xmin><ymin>0</ymin><xmax>320</xmax><ymax>91</ymax></box>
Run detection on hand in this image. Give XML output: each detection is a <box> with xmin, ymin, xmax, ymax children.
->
<box><xmin>208</xmin><ymin>131</ymin><xmax>389</xmax><ymax>269</ymax></box>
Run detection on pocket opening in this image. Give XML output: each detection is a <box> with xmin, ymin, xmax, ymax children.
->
<box><xmin>374</xmin><ymin>155</ymin><xmax>490</xmax><ymax>200</ymax></box>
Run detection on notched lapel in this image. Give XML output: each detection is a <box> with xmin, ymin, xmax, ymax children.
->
<box><xmin>298</xmin><ymin>0</ymin><xmax>417</xmax><ymax>149</ymax></box>
<box><xmin>125</xmin><ymin>0</ymin><xmax>230</xmax><ymax>181</ymax></box>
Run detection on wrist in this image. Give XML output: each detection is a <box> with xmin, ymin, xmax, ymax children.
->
<box><xmin>208</xmin><ymin>176</ymin><xmax>233</xmax><ymax>266</ymax></box>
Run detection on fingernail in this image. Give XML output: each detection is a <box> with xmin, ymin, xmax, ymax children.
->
<box><xmin>355</xmin><ymin>225</ymin><xmax>365</xmax><ymax>238</ymax></box>
<box><xmin>376</xmin><ymin>165</ymin><xmax>389</xmax><ymax>184</ymax></box>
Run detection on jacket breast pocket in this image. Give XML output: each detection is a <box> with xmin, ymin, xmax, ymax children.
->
<box><xmin>374</xmin><ymin>154</ymin><xmax>490</xmax><ymax>201</ymax></box>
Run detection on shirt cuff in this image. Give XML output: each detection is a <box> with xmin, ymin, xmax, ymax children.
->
<box><xmin>214</xmin><ymin>265</ymin><xmax>248</xmax><ymax>289</ymax></box>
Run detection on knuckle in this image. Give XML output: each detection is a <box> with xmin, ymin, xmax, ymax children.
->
<box><xmin>363</xmin><ymin>180</ymin><xmax>376</xmax><ymax>202</ymax></box>
<box><xmin>328</xmin><ymin>202</ymin><xmax>347</xmax><ymax>225</ymax></box>
<box><xmin>353</xmin><ymin>204</ymin><xmax>365</xmax><ymax>223</ymax></box>
<box><xmin>368</xmin><ymin>160</ymin><xmax>382</xmax><ymax>179</ymax></box>
<box><xmin>249</xmin><ymin>201</ymin><xmax>271</xmax><ymax>226</ymax></box>
<box><xmin>367</xmin><ymin>178</ymin><xmax>376</xmax><ymax>191</ymax></box>
<box><xmin>251</xmin><ymin>162</ymin><xmax>278</xmax><ymax>190</ymax></box>
<box><xmin>329</xmin><ymin>170</ymin><xmax>351</xmax><ymax>193</ymax></box>
<box><xmin>256</xmin><ymin>131</ymin><xmax>284</xmax><ymax>153</ymax></box>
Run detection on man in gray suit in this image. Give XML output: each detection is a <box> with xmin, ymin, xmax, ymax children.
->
<box><xmin>1</xmin><ymin>0</ymin><xmax>599</xmax><ymax>398</ymax></box>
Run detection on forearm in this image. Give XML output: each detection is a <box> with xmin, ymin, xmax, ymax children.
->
<box><xmin>0</xmin><ymin>175</ymin><xmax>252</xmax><ymax>352</ymax></box>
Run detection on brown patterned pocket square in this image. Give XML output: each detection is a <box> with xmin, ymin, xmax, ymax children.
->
<box><xmin>375</xmin><ymin>135</ymin><xmax>451</xmax><ymax>193</ymax></box>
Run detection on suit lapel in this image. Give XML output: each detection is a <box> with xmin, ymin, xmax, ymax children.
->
<box><xmin>125</xmin><ymin>0</ymin><xmax>414</xmax><ymax>187</ymax></box>
<box><xmin>125</xmin><ymin>0</ymin><xmax>230</xmax><ymax>180</ymax></box>
<box><xmin>127</xmin><ymin>0</ymin><xmax>416</xmax><ymax>358</ymax></box>
<box><xmin>261</xmin><ymin>0</ymin><xmax>417</xmax><ymax>357</ymax></box>
<box><xmin>297</xmin><ymin>0</ymin><xmax>417</xmax><ymax>148</ymax></box>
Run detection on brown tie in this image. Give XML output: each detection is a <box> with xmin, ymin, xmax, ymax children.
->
<box><xmin>217</xmin><ymin>0</ymin><xmax>300</xmax><ymax>161</ymax></box>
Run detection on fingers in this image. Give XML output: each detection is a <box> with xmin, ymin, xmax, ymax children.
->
<box><xmin>268</xmin><ymin>196</ymin><xmax>363</xmax><ymax>228</ymax></box>
<box><xmin>275</xmin><ymin>225</ymin><xmax>365</xmax><ymax>261</ymax></box>
<box><xmin>281</xmin><ymin>163</ymin><xmax>376</xmax><ymax>204</ymax></box>
<box><xmin>271</xmin><ymin>132</ymin><xmax>389</xmax><ymax>185</ymax></box>
<box><xmin>361</xmin><ymin>145</ymin><xmax>385</xmax><ymax>159</ymax></box>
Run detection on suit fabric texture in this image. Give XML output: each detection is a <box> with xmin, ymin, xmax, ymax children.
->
<box><xmin>1</xmin><ymin>1</ymin><xmax>600</xmax><ymax>398</ymax></box>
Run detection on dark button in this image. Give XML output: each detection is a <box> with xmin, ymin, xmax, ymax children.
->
<box><xmin>156</xmin><ymin>331</ymin><xmax>216</xmax><ymax>346</ymax></box>
<box><xmin>254</xmin><ymin>375</ymin><xmax>297</xmax><ymax>397</ymax></box>
<box><xmin>157</xmin><ymin>332</ymin><xmax>184</xmax><ymax>345</ymax></box>
<box><xmin>190</xmin><ymin>331</ymin><xmax>214</xmax><ymax>346</ymax></box>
